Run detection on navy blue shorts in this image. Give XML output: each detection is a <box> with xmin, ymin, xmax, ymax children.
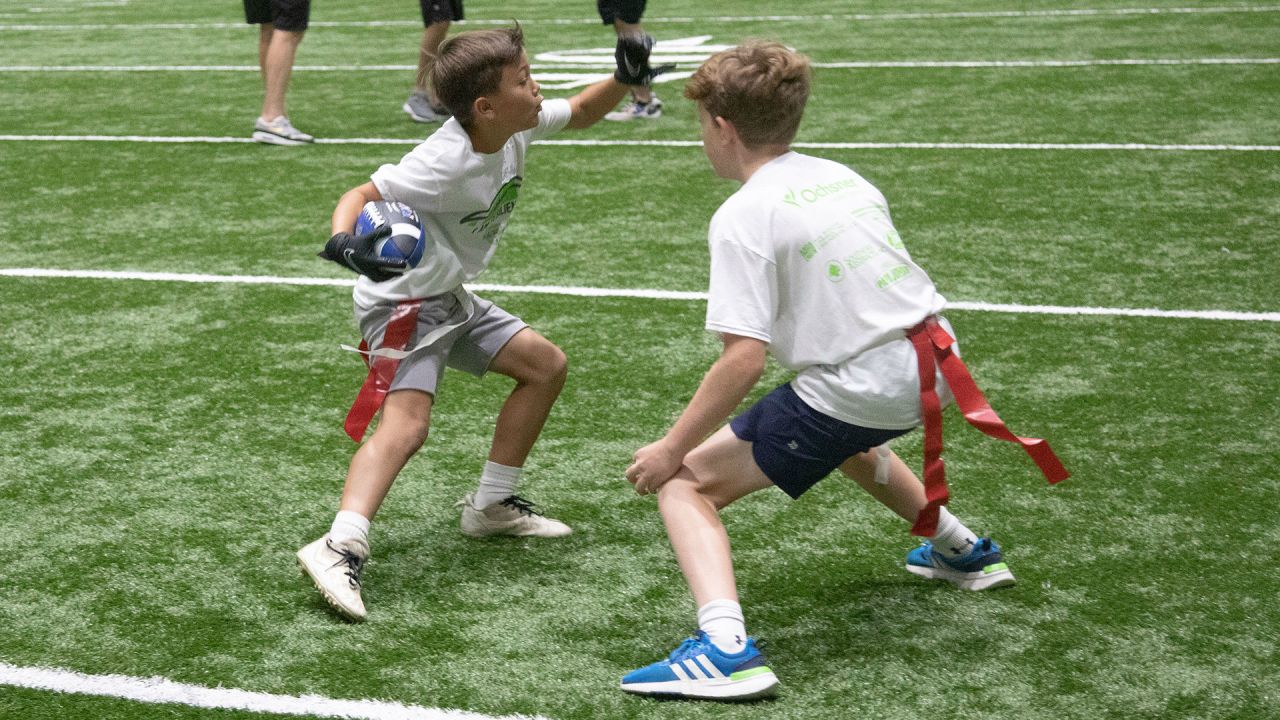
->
<box><xmin>730</xmin><ymin>383</ymin><xmax>912</xmax><ymax>499</ymax></box>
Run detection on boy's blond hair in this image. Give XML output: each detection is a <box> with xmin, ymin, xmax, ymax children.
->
<box><xmin>430</xmin><ymin>25</ymin><xmax>526</xmax><ymax>128</ymax></box>
<box><xmin>684</xmin><ymin>41</ymin><xmax>811</xmax><ymax>147</ymax></box>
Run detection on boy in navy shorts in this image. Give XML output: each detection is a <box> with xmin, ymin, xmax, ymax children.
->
<box><xmin>620</xmin><ymin>42</ymin><xmax>1065</xmax><ymax>700</ymax></box>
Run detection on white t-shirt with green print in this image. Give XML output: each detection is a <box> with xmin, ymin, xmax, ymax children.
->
<box><xmin>705</xmin><ymin>151</ymin><xmax>953</xmax><ymax>430</ymax></box>
<box><xmin>355</xmin><ymin>98</ymin><xmax>573</xmax><ymax>306</ymax></box>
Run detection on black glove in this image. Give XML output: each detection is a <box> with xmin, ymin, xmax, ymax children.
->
<box><xmin>318</xmin><ymin>226</ymin><xmax>408</xmax><ymax>283</ymax></box>
<box><xmin>614</xmin><ymin>33</ymin><xmax>675</xmax><ymax>86</ymax></box>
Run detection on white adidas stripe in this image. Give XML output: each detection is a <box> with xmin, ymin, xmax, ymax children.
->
<box><xmin>694</xmin><ymin>655</ymin><xmax>727</xmax><ymax>679</ymax></box>
<box><xmin>681</xmin><ymin>659</ymin><xmax>708</xmax><ymax>680</ymax></box>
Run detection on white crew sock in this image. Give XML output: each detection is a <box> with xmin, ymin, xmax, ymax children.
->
<box><xmin>931</xmin><ymin>506</ymin><xmax>978</xmax><ymax>557</ymax></box>
<box><xmin>473</xmin><ymin>461</ymin><xmax>522</xmax><ymax>509</ymax></box>
<box><xmin>329</xmin><ymin>510</ymin><xmax>370</xmax><ymax>547</ymax></box>
<box><xmin>698</xmin><ymin>599</ymin><xmax>747</xmax><ymax>654</ymax></box>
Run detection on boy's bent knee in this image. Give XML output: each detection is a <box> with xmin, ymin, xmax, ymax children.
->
<box><xmin>375</xmin><ymin>420</ymin><xmax>430</xmax><ymax>457</ymax></box>
<box><xmin>520</xmin><ymin>340</ymin><xmax>568</xmax><ymax>387</ymax></box>
<box><xmin>656</xmin><ymin>473</ymin><xmax>730</xmax><ymax>510</ymax></box>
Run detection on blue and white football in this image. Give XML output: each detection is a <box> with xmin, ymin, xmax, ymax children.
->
<box><xmin>354</xmin><ymin>201</ymin><xmax>426</xmax><ymax>268</ymax></box>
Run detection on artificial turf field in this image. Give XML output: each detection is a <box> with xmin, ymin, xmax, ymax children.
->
<box><xmin>1</xmin><ymin>1</ymin><xmax>1277</xmax><ymax>718</ymax></box>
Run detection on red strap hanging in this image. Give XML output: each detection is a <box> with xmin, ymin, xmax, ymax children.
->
<box><xmin>343</xmin><ymin>299</ymin><xmax>423</xmax><ymax>442</ymax></box>
<box><xmin>906</xmin><ymin>316</ymin><xmax>1068</xmax><ymax>536</ymax></box>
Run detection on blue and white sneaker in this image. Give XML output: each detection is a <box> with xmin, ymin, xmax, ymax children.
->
<box><xmin>906</xmin><ymin>537</ymin><xmax>1016</xmax><ymax>591</ymax></box>
<box><xmin>620</xmin><ymin>631</ymin><xmax>778</xmax><ymax>700</ymax></box>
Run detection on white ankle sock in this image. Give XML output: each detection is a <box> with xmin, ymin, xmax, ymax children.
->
<box><xmin>698</xmin><ymin>599</ymin><xmax>747</xmax><ymax>654</ymax></box>
<box><xmin>931</xmin><ymin>507</ymin><xmax>978</xmax><ymax>557</ymax></box>
<box><xmin>329</xmin><ymin>510</ymin><xmax>370</xmax><ymax>546</ymax></box>
<box><xmin>473</xmin><ymin>461</ymin><xmax>522</xmax><ymax>509</ymax></box>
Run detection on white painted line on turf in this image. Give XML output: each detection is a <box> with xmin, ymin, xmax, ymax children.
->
<box><xmin>0</xmin><ymin>135</ymin><xmax>1277</xmax><ymax>152</ymax></box>
<box><xmin>2</xmin><ymin>5</ymin><xmax>1278</xmax><ymax>29</ymax></box>
<box><xmin>810</xmin><ymin>57</ymin><xmax>1280</xmax><ymax>68</ymax></box>
<box><xmin>4</xmin><ymin>57</ymin><xmax>1277</xmax><ymax>72</ymax></box>
<box><xmin>0</xmin><ymin>268</ymin><xmax>1275</xmax><ymax>322</ymax></box>
<box><xmin>0</xmin><ymin>661</ymin><xmax>549</xmax><ymax>720</ymax></box>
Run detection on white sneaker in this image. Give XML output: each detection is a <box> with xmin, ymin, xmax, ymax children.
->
<box><xmin>297</xmin><ymin>535</ymin><xmax>369</xmax><ymax>621</ymax></box>
<box><xmin>458</xmin><ymin>493</ymin><xmax>572</xmax><ymax>538</ymax></box>
<box><xmin>605</xmin><ymin>95</ymin><xmax>663</xmax><ymax>122</ymax></box>
<box><xmin>253</xmin><ymin>115</ymin><xmax>314</xmax><ymax>145</ymax></box>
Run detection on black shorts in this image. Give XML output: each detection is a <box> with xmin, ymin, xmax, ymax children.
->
<box><xmin>243</xmin><ymin>0</ymin><xmax>310</xmax><ymax>31</ymax></box>
<box><xmin>420</xmin><ymin>0</ymin><xmax>464</xmax><ymax>25</ymax></box>
<box><xmin>598</xmin><ymin>0</ymin><xmax>646</xmax><ymax>25</ymax></box>
<box><xmin>730</xmin><ymin>383</ymin><xmax>912</xmax><ymax>499</ymax></box>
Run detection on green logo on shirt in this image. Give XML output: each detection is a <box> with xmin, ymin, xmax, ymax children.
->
<box><xmin>462</xmin><ymin>176</ymin><xmax>522</xmax><ymax>238</ymax></box>
<box><xmin>875</xmin><ymin>264</ymin><xmax>912</xmax><ymax>288</ymax></box>
<box><xmin>782</xmin><ymin>178</ymin><xmax>860</xmax><ymax>207</ymax></box>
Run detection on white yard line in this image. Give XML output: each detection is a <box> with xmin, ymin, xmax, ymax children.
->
<box><xmin>1</xmin><ymin>5</ymin><xmax>1278</xmax><ymax>29</ymax></box>
<box><xmin>2</xmin><ymin>58</ymin><xmax>1277</xmax><ymax>71</ymax></box>
<box><xmin>0</xmin><ymin>268</ymin><xmax>1274</xmax><ymax>322</ymax></box>
<box><xmin>0</xmin><ymin>135</ymin><xmax>1276</xmax><ymax>151</ymax></box>
<box><xmin>0</xmin><ymin>661</ymin><xmax>548</xmax><ymax>720</ymax></box>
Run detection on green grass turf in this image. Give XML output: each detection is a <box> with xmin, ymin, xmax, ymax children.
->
<box><xmin>5</xmin><ymin>63</ymin><xmax>1280</xmax><ymax>144</ymax></box>
<box><xmin>1</xmin><ymin>0</ymin><xmax>1278</xmax><ymax>718</ymax></box>
<box><xmin>0</xmin><ymin>280</ymin><xmax>1277</xmax><ymax>720</ymax></box>
<box><xmin>4</xmin><ymin>142</ymin><xmax>1276</xmax><ymax>313</ymax></box>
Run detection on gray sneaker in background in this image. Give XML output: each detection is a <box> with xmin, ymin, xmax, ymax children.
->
<box><xmin>403</xmin><ymin>90</ymin><xmax>449</xmax><ymax>123</ymax></box>
<box><xmin>252</xmin><ymin>115</ymin><xmax>314</xmax><ymax>145</ymax></box>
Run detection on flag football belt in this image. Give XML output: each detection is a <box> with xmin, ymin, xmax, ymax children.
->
<box><xmin>906</xmin><ymin>315</ymin><xmax>1069</xmax><ymax>536</ymax></box>
<box><xmin>342</xmin><ymin>288</ymin><xmax>474</xmax><ymax>442</ymax></box>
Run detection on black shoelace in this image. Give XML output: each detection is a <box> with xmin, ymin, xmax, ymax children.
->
<box><xmin>327</xmin><ymin>540</ymin><xmax>366</xmax><ymax>589</ymax></box>
<box><xmin>499</xmin><ymin>495</ymin><xmax>544</xmax><ymax>517</ymax></box>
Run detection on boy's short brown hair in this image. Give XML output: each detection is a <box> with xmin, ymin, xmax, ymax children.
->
<box><xmin>430</xmin><ymin>24</ymin><xmax>525</xmax><ymax>128</ymax></box>
<box><xmin>684</xmin><ymin>41</ymin><xmax>811</xmax><ymax>147</ymax></box>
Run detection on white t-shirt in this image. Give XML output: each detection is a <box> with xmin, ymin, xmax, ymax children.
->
<box><xmin>706</xmin><ymin>151</ymin><xmax>952</xmax><ymax>429</ymax></box>
<box><xmin>354</xmin><ymin>98</ymin><xmax>574</xmax><ymax>305</ymax></box>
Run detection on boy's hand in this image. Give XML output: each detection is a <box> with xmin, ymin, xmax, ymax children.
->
<box><xmin>626</xmin><ymin>439</ymin><xmax>684</xmax><ymax>495</ymax></box>
<box><xmin>318</xmin><ymin>226</ymin><xmax>408</xmax><ymax>283</ymax></box>
<box><xmin>614</xmin><ymin>33</ymin><xmax>674</xmax><ymax>86</ymax></box>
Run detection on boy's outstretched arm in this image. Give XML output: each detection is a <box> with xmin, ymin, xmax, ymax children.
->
<box><xmin>566</xmin><ymin>33</ymin><xmax>670</xmax><ymax>128</ymax></box>
<box><xmin>627</xmin><ymin>334</ymin><xmax>767</xmax><ymax>494</ymax></box>
<box><xmin>566</xmin><ymin>77</ymin><xmax>631</xmax><ymax>129</ymax></box>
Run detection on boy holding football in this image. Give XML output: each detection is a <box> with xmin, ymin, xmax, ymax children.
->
<box><xmin>299</xmin><ymin>25</ymin><xmax>664</xmax><ymax>622</ymax></box>
<box><xmin>619</xmin><ymin>42</ymin><xmax>1065</xmax><ymax>699</ymax></box>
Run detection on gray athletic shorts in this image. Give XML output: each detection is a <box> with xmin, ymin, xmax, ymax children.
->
<box><xmin>355</xmin><ymin>289</ymin><xmax>526</xmax><ymax>396</ymax></box>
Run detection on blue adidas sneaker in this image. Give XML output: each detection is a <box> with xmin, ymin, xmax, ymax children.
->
<box><xmin>906</xmin><ymin>537</ymin><xmax>1016</xmax><ymax>591</ymax></box>
<box><xmin>620</xmin><ymin>631</ymin><xmax>779</xmax><ymax>700</ymax></box>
